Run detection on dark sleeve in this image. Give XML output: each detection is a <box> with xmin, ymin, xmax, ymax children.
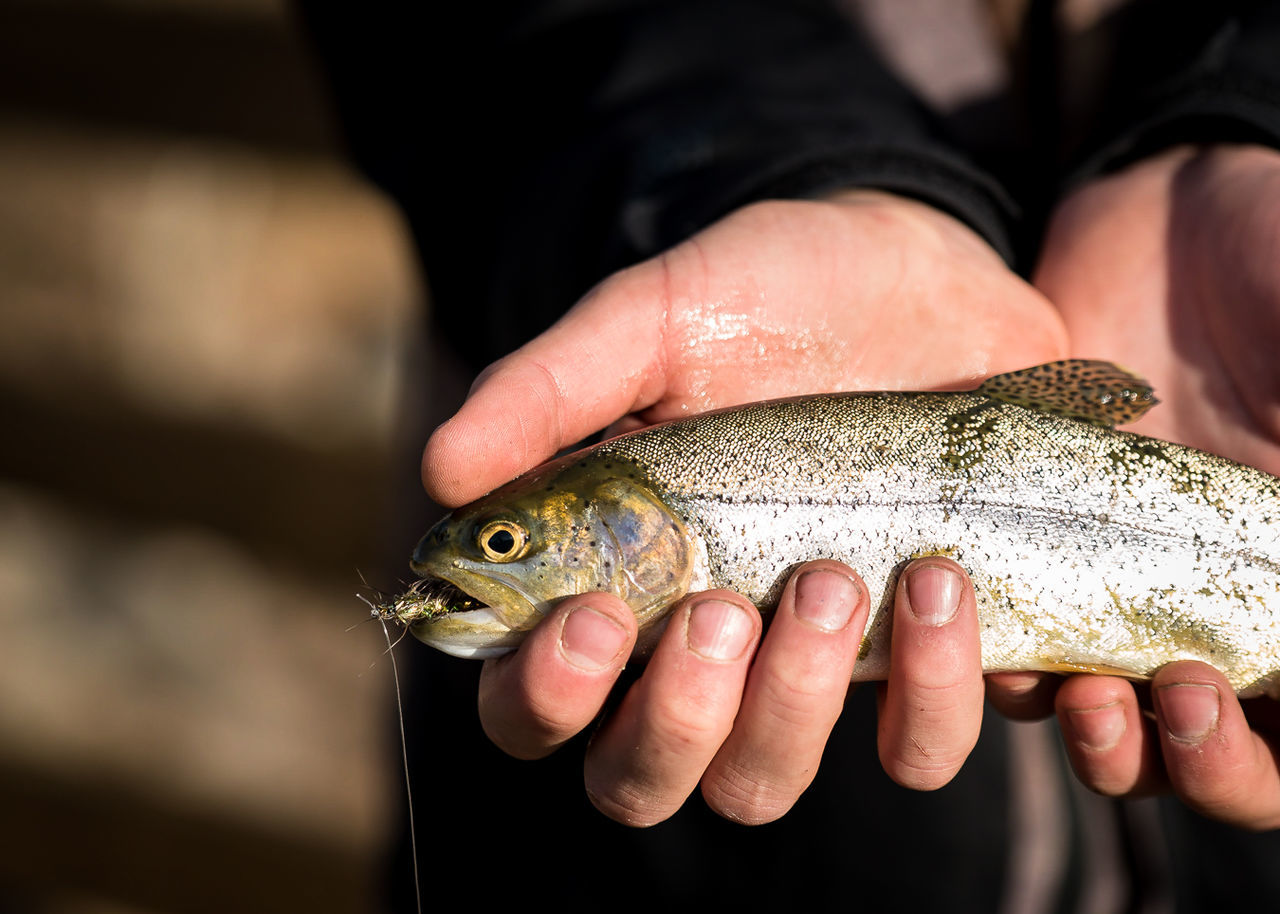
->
<box><xmin>299</xmin><ymin>0</ymin><xmax>1019</xmax><ymax>372</ymax></box>
<box><xmin>1067</xmin><ymin>0</ymin><xmax>1280</xmax><ymax>184</ymax></box>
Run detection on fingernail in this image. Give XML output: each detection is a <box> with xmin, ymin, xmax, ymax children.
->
<box><xmin>1067</xmin><ymin>701</ymin><xmax>1126</xmax><ymax>751</ymax></box>
<box><xmin>794</xmin><ymin>570</ymin><xmax>860</xmax><ymax>632</ymax></box>
<box><xmin>906</xmin><ymin>565</ymin><xmax>961</xmax><ymax>626</ymax></box>
<box><xmin>994</xmin><ymin>672</ymin><xmax>1044</xmax><ymax>700</ymax></box>
<box><xmin>559</xmin><ymin>606</ymin><xmax>628</xmax><ymax>671</ymax></box>
<box><xmin>1158</xmin><ymin>683</ymin><xmax>1221</xmax><ymax>743</ymax></box>
<box><xmin>687</xmin><ymin>599</ymin><xmax>755</xmax><ymax>661</ymax></box>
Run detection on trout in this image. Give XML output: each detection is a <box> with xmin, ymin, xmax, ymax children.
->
<box><xmin>389</xmin><ymin>360</ymin><xmax>1280</xmax><ymax>697</ymax></box>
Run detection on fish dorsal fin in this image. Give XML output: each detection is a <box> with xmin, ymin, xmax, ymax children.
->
<box><xmin>978</xmin><ymin>359</ymin><xmax>1158</xmax><ymax>427</ymax></box>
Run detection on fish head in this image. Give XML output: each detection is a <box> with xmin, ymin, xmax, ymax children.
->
<box><xmin>407</xmin><ymin>456</ymin><xmax>694</xmax><ymax>658</ymax></box>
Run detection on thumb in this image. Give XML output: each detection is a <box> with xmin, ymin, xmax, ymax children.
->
<box><xmin>422</xmin><ymin>271</ymin><xmax>668</xmax><ymax>506</ymax></box>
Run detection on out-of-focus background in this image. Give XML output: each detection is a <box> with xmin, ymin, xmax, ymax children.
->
<box><xmin>0</xmin><ymin>1</ymin><xmax>443</xmax><ymax>911</ymax></box>
<box><xmin>0</xmin><ymin>0</ymin><xmax>1132</xmax><ymax>910</ymax></box>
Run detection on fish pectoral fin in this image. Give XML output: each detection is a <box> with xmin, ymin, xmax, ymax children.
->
<box><xmin>978</xmin><ymin>359</ymin><xmax>1157</xmax><ymax>428</ymax></box>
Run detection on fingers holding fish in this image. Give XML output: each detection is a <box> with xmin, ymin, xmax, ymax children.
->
<box><xmin>699</xmin><ymin>562</ymin><xmax>870</xmax><ymax>825</ymax></box>
<box><xmin>405</xmin><ymin>350</ymin><xmax>1280</xmax><ymax>831</ymax></box>
<box><xmin>476</xmin><ymin>594</ymin><xmax>637</xmax><ymax>760</ymax></box>
<box><xmin>1055</xmin><ymin>674</ymin><xmax>1167</xmax><ymax>798</ymax></box>
<box><xmin>583</xmin><ymin>591</ymin><xmax>763</xmax><ymax>827</ymax></box>
<box><xmin>1054</xmin><ymin>662</ymin><xmax>1280</xmax><ymax>830</ymax></box>
<box><xmin>1151</xmin><ymin>661</ymin><xmax>1280</xmax><ymax>831</ymax></box>
<box><xmin>984</xmin><ymin>671</ymin><xmax>1061</xmax><ymax>720</ymax></box>
<box><xmin>876</xmin><ymin>559</ymin><xmax>985</xmax><ymax>791</ymax></box>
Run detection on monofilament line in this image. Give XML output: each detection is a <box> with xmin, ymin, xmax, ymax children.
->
<box><xmin>376</xmin><ymin>610</ymin><xmax>422</xmax><ymax>914</ymax></box>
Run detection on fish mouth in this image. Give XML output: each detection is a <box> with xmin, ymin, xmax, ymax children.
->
<box><xmin>408</xmin><ymin>606</ymin><xmax>531</xmax><ymax>659</ymax></box>
<box><xmin>400</xmin><ymin>574</ymin><xmax>538</xmax><ymax>660</ymax></box>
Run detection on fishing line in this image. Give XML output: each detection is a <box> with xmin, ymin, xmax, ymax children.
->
<box><xmin>376</xmin><ymin>609</ymin><xmax>423</xmax><ymax>914</ymax></box>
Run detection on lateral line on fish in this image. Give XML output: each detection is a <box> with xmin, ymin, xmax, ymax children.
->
<box><xmin>687</xmin><ymin>495</ymin><xmax>1253</xmax><ymax>549</ymax></box>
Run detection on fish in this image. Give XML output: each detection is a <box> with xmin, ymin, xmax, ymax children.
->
<box><xmin>390</xmin><ymin>360</ymin><xmax>1280</xmax><ymax>697</ymax></box>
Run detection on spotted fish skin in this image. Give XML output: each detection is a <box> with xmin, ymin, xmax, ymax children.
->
<box><xmin>406</xmin><ymin>362</ymin><xmax>1280</xmax><ymax>696</ymax></box>
<box><xmin>587</xmin><ymin>390</ymin><xmax>1280</xmax><ymax>695</ymax></box>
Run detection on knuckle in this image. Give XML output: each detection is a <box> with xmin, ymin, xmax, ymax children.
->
<box><xmin>480</xmin><ymin>728</ymin><xmax>553</xmax><ymax>762</ymax></box>
<box><xmin>477</xmin><ymin>677</ymin><xmax>583</xmax><ymax>761</ymax></box>
<box><xmin>1178</xmin><ymin>759</ymin><xmax>1265</xmax><ymax>817</ymax></box>
<box><xmin>653</xmin><ymin>699</ymin><xmax>730</xmax><ymax>753</ymax></box>
<box><xmin>478</xmin><ymin>706</ymin><xmax>564</xmax><ymax>761</ymax></box>
<box><xmin>1066</xmin><ymin>754</ymin><xmax>1145</xmax><ymax>798</ymax></box>
<box><xmin>903</xmin><ymin>677</ymin><xmax>981</xmax><ymax>720</ymax></box>
<box><xmin>885</xmin><ymin>742</ymin><xmax>972</xmax><ymax>793</ymax></box>
<box><xmin>645</xmin><ymin>672</ymin><xmax>742</xmax><ymax>749</ymax></box>
<box><xmin>880</xmin><ymin>724</ymin><xmax>977</xmax><ymax>791</ymax></box>
<box><xmin>584</xmin><ymin>776</ymin><xmax>677</xmax><ymax>829</ymax></box>
<box><xmin>702</xmin><ymin>762</ymin><xmax>799</xmax><ymax>825</ymax></box>
<box><xmin>878</xmin><ymin>677</ymin><xmax>983</xmax><ymax>790</ymax></box>
<box><xmin>897</xmin><ymin>635</ymin><xmax>982</xmax><ymax>692</ymax></box>
<box><xmin>518</xmin><ymin>356</ymin><xmax>567</xmax><ymax>451</ymax></box>
<box><xmin>883</xmin><ymin>752</ymin><xmax>967</xmax><ymax>792</ymax></box>
<box><xmin>754</xmin><ymin>668</ymin><xmax>829</xmax><ymax>727</ymax></box>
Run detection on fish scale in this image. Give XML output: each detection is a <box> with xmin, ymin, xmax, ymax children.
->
<box><xmin>401</xmin><ymin>361</ymin><xmax>1280</xmax><ymax>697</ymax></box>
<box><xmin>589</xmin><ymin>391</ymin><xmax>1280</xmax><ymax>691</ymax></box>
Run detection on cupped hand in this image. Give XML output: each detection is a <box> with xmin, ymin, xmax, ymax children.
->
<box><xmin>1029</xmin><ymin>143</ymin><xmax>1280</xmax><ymax>830</ymax></box>
<box><xmin>1037</xmin><ymin>143</ymin><xmax>1280</xmax><ymax>471</ymax></box>
<box><xmin>423</xmin><ymin>190</ymin><xmax>1067</xmax><ymax>507</ymax></box>
<box><xmin>427</xmin><ymin>191</ymin><xmax>1069</xmax><ymax>824</ymax></box>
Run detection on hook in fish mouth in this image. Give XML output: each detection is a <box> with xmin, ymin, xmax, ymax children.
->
<box><xmin>400</xmin><ymin>578</ymin><xmax>533</xmax><ymax>659</ymax></box>
<box><xmin>374</xmin><ymin>578</ymin><xmax>484</xmax><ymax>626</ymax></box>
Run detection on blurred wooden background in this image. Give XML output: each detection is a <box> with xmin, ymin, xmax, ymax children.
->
<box><xmin>0</xmin><ymin>1</ymin><xmax>1137</xmax><ymax>911</ymax></box>
<box><xmin>0</xmin><ymin>1</ymin><xmax>436</xmax><ymax>911</ymax></box>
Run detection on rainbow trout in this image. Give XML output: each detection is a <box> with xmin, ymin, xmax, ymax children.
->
<box><xmin>389</xmin><ymin>360</ymin><xmax>1280</xmax><ymax>697</ymax></box>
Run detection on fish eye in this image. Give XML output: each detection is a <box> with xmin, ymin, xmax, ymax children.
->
<box><xmin>477</xmin><ymin>520</ymin><xmax>529</xmax><ymax>562</ymax></box>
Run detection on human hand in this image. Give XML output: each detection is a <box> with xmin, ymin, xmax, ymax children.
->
<box><xmin>423</xmin><ymin>191</ymin><xmax>1067</xmax><ymax>506</ymax></box>
<box><xmin>425</xmin><ymin>191</ymin><xmax>1068</xmax><ymax>823</ymax></box>
<box><xmin>477</xmin><ymin>556</ymin><xmax>984</xmax><ymax>826</ymax></box>
<box><xmin>1027</xmin><ymin>143</ymin><xmax>1280</xmax><ymax>830</ymax></box>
